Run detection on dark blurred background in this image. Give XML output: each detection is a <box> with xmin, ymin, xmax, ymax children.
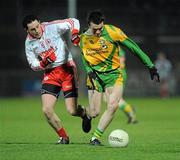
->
<box><xmin>0</xmin><ymin>0</ymin><xmax>180</xmax><ymax>97</ymax></box>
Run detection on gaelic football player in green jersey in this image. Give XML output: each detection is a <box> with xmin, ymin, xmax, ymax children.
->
<box><xmin>79</xmin><ymin>11</ymin><xmax>160</xmax><ymax>145</ymax></box>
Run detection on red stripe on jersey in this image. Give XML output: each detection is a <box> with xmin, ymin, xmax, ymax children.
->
<box><xmin>43</xmin><ymin>19</ymin><xmax>75</xmax><ymax>30</ymax></box>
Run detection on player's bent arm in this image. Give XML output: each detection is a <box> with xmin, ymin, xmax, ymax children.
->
<box><xmin>120</xmin><ymin>38</ymin><xmax>155</xmax><ymax>69</ymax></box>
<box><xmin>54</xmin><ymin>18</ymin><xmax>80</xmax><ymax>35</ymax></box>
<box><xmin>52</xmin><ymin>18</ymin><xmax>80</xmax><ymax>46</ymax></box>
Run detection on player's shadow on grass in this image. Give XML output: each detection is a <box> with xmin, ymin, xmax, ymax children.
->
<box><xmin>70</xmin><ymin>142</ymin><xmax>104</xmax><ymax>146</ymax></box>
<box><xmin>2</xmin><ymin>142</ymin><xmax>98</xmax><ymax>146</ymax></box>
<box><xmin>2</xmin><ymin>142</ymin><xmax>54</xmax><ymax>145</ymax></box>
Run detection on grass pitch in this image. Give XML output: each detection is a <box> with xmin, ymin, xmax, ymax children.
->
<box><xmin>0</xmin><ymin>97</ymin><xmax>180</xmax><ymax>160</ymax></box>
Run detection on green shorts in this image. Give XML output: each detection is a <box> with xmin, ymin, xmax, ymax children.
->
<box><xmin>87</xmin><ymin>68</ymin><xmax>124</xmax><ymax>92</ymax></box>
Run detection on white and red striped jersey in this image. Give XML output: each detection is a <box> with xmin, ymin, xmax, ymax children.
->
<box><xmin>25</xmin><ymin>18</ymin><xmax>80</xmax><ymax>71</ymax></box>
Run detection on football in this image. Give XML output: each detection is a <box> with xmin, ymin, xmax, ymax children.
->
<box><xmin>108</xmin><ymin>129</ymin><xmax>129</xmax><ymax>147</ymax></box>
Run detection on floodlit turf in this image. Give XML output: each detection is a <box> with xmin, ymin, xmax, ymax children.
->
<box><xmin>0</xmin><ymin>96</ymin><xmax>180</xmax><ymax>160</ymax></box>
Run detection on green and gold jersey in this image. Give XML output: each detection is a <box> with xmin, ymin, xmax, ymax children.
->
<box><xmin>80</xmin><ymin>24</ymin><xmax>155</xmax><ymax>74</ymax></box>
<box><xmin>80</xmin><ymin>24</ymin><xmax>127</xmax><ymax>73</ymax></box>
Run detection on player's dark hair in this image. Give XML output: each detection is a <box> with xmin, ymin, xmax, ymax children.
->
<box><xmin>87</xmin><ymin>10</ymin><xmax>105</xmax><ymax>25</ymax></box>
<box><xmin>22</xmin><ymin>15</ymin><xmax>39</xmax><ymax>30</ymax></box>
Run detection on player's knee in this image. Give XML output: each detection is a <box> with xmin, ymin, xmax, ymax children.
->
<box><xmin>42</xmin><ymin>107</ymin><xmax>53</xmax><ymax>118</ymax></box>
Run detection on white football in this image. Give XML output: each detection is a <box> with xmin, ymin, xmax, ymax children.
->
<box><xmin>108</xmin><ymin>129</ymin><xmax>129</xmax><ymax>147</ymax></box>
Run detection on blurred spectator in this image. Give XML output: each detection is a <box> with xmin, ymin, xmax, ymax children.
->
<box><xmin>155</xmin><ymin>52</ymin><xmax>173</xmax><ymax>98</ymax></box>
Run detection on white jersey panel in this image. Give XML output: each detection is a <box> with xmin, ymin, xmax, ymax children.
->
<box><xmin>25</xmin><ymin>18</ymin><xmax>80</xmax><ymax>71</ymax></box>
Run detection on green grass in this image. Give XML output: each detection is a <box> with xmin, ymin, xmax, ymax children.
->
<box><xmin>0</xmin><ymin>97</ymin><xmax>180</xmax><ymax>160</ymax></box>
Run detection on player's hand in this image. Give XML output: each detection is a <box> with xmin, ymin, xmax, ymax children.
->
<box><xmin>149</xmin><ymin>67</ymin><xmax>160</xmax><ymax>82</ymax></box>
<box><xmin>40</xmin><ymin>49</ymin><xmax>56</xmax><ymax>68</ymax></box>
<box><xmin>46</xmin><ymin>52</ymin><xmax>56</xmax><ymax>63</ymax></box>
<box><xmin>71</xmin><ymin>29</ymin><xmax>80</xmax><ymax>46</ymax></box>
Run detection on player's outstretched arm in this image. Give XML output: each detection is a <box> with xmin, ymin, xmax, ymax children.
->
<box><xmin>121</xmin><ymin>38</ymin><xmax>160</xmax><ymax>82</ymax></box>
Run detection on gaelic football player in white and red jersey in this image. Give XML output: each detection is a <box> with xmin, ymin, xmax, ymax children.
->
<box><xmin>23</xmin><ymin>15</ymin><xmax>91</xmax><ymax>144</ymax></box>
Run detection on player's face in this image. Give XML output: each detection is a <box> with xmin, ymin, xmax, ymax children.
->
<box><xmin>26</xmin><ymin>20</ymin><xmax>42</xmax><ymax>39</ymax></box>
<box><xmin>89</xmin><ymin>22</ymin><xmax>104</xmax><ymax>37</ymax></box>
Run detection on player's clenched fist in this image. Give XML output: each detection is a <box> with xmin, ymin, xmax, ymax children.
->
<box><xmin>149</xmin><ymin>67</ymin><xmax>160</xmax><ymax>82</ymax></box>
<box><xmin>39</xmin><ymin>47</ymin><xmax>56</xmax><ymax>68</ymax></box>
<box><xmin>71</xmin><ymin>29</ymin><xmax>80</xmax><ymax>46</ymax></box>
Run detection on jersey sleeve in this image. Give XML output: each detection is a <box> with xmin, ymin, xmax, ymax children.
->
<box><xmin>49</xmin><ymin>18</ymin><xmax>80</xmax><ymax>35</ymax></box>
<box><xmin>120</xmin><ymin>38</ymin><xmax>155</xmax><ymax>69</ymax></box>
<box><xmin>25</xmin><ymin>42</ymin><xmax>43</xmax><ymax>71</ymax></box>
<box><xmin>105</xmin><ymin>25</ymin><xmax>154</xmax><ymax>68</ymax></box>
